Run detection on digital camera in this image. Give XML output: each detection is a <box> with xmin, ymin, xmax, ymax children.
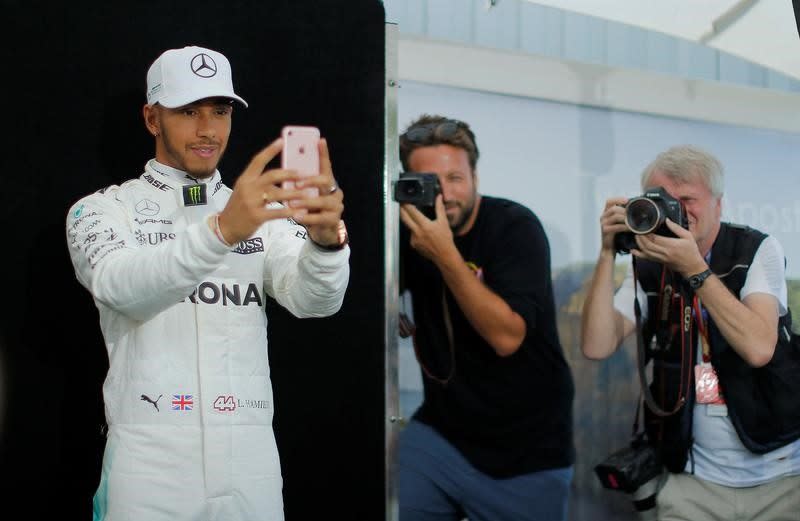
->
<box><xmin>614</xmin><ymin>186</ymin><xmax>688</xmax><ymax>254</ymax></box>
<box><xmin>393</xmin><ymin>172</ymin><xmax>441</xmax><ymax>219</ymax></box>
<box><xmin>595</xmin><ymin>438</ymin><xmax>662</xmax><ymax>520</ymax></box>
<box><xmin>595</xmin><ymin>440</ymin><xmax>661</xmax><ymax>494</ymax></box>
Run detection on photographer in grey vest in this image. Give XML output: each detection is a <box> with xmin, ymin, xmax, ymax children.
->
<box><xmin>580</xmin><ymin>145</ymin><xmax>800</xmax><ymax>521</ymax></box>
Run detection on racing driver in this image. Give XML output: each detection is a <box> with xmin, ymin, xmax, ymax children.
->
<box><xmin>65</xmin><ymin>45</ymin><xmax>350</xmax><ymax>521</ymax></box>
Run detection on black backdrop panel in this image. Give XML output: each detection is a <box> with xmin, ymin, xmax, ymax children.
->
<box><xmin>0</xmin><ymin>1</ymin><xmax>386</xmax><ymax>519</ymax></box>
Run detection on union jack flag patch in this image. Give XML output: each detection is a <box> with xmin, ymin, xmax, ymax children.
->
<box><xmin>172</xmin><ymin>394</ymin><xmax>194</xmax><ymax>411</ymax></box>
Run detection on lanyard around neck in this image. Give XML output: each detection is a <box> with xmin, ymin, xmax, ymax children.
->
<box><xmin>692</xmin><ymin>296</ymin><xmax>711</xmax><ymax>362</ymax></box>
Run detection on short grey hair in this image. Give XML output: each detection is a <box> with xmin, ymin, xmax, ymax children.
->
<box><xmin>641</xmin><ymin>145</ymin><xmax>724</xmax><ymax>198</ymax></box>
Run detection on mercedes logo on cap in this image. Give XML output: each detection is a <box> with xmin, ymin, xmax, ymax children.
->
<box><xmin>190</xmin><ymin>53</ymin><xmax>217</xmax><ymax>78</ymax></box>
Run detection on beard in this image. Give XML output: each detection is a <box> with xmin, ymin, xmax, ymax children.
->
<box><xmin>446</xmin><ymin>191</ymin><xmax>478</xmax><ymax>235</ymax></box>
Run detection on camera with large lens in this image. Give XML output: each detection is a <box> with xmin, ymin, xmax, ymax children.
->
<box><xmin>594</xmin><ymin>436</ymin><xmax>662</xmax><ymax>520</ymax></box>
<box><xmin>614</xmin><ymin>186</ymin><xmax>688</xmax><ymax>254</ymax></box>
<box><xmin>393</xmin><ymin>172</ymin><xmax>441</xmax><ymax>219</ymax></box>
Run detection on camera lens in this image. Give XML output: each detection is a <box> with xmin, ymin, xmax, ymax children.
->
<box><xmin>631</xmin><ymin>476</ymin><xmax>660</xmax><ymax>520</ymax></box>
<box><xmin>402</xmin><ymin>181</ymin><xmax>421</xmax><ymax>197</ymax></box>
<box><xmin>626</xmin><ymin>197</ymin><xmax>663</xmax><ymax>234</ymax></box>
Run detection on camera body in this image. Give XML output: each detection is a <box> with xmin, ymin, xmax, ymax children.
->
<box><xmin>393</xmin><ymin>172</ymin><xmax>441</xmax><ymax>219</ymax></box>
<box><xmin>615</xmin><ymin>186</ymin><xmax>688</xmax><ymax>254</ymax></box>
<box><xmin>594</xmin><ymin>440</ymin><xmax>661</xmax><ymax>493</ymax></box>
<box><xmin>595</xmin><ymin>438</ymin><xmax>662</xmax><ymax>519</ymax></box>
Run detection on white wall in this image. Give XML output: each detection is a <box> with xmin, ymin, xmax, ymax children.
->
<box><xmin>397</xmin><ymin>80</ymin><xmax>800</xmax><ymax>277</ymax></box>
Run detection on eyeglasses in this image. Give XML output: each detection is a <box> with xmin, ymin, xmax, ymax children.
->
<box><xmin>402</xmin><ymin>119</ymin><xmax>467</xmax><ymax>143</ymax></box>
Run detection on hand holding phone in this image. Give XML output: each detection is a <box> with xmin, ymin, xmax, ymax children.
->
<box><xmin>281</xmin><ymin>125</ymin><xmax>320</xmax><ymax>200</ymax></box>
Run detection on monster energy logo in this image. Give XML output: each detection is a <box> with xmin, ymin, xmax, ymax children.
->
<box><xmin>182</xmin><ymin>184</ymin><xmax>207</xmax><ymax>206</ymax></box>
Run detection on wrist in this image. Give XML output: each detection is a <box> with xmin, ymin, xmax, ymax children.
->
<box><xmin>683</xmin><ymin>261</ymin><xmax>709</xmax><ymax>280</ymax></box>
<box><xmin>309</xmin><ymin>220</ymin><xmax>349</xmax><ymax>251</ymax></box>
<box><xmin>687</xmin><ymin>267</ymin><xmax>713</xmax><ymax>290</ymax></box>
<box><xmin>208</xmin><ymin>212</ymin><xmax>234</xmax><ymax>248</ymax></box>
<box><xmin>599</xmin><ymin>248</ymin><xmax>616</xmax><ymax>262</ymax></box>
<box><xmin>433</xmin><ymin>244</ymin><xmax>464</xmax><ymax>272</ymax></box>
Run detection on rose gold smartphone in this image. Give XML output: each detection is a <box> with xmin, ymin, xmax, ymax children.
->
<box><xmin>281</xmin><ymin>125</ymin><xmax>320</xmax><ymax>198</ymax></box>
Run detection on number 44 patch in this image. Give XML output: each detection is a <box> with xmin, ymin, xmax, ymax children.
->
<box><xmin>213</xmin><ymin>395</ymin><xmax>237</xmax><ymax>412</ymax></box>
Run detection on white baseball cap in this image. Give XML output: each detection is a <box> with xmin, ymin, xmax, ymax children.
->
<box><xmin>146</xmin><ymin>45</ymin><xmax>248</xmax><ymax>108</ymax></box>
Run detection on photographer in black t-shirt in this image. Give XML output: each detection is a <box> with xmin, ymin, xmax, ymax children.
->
<box><xmin>395</xmin><ymin>114</ymin><xmax>576</xmax><ymax>521</ymax></box>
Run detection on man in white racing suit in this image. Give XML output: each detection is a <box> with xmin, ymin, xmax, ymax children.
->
<box><xmin>65</xmin><ymin>45</ymin><xmax>350</xmax><ymax>521</ymax></box>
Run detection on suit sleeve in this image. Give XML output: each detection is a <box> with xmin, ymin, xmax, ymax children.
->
<box><xmin>66</xmin><ymin>188</ymin><xmax>230</xmax><ymax>322</ymax></box>
<box><xmin>261</xmin><ymin>214</ymin><xmax>350</xmax><ymax>318</ymax></box>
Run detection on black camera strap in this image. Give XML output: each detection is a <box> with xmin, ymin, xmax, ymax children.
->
<box><xmin>632</xmin><ymin>258</ymin><xmax>693</xmax><ymax>417</ymax></box>
<box><xmin>408</xmin><ymin>286</ymin><xmax>456</xmax><ymax>387</ymax></box>
<box><xmin>630</xmin><ymin>392</ymin><xmax>646</xmax><ymax>441</ymax></box>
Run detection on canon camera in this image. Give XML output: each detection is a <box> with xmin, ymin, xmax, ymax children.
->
<box><xmin>595</xmin><ymin>437</ymin><xmax>662</xmax><ymax>520</ymax></box>
<box><xmin>614</xmin><ymin>186</ymin><xmax>688</xmax><ymax>254</ymax></box>
<box><xmin>393</xmin><ymin>172</ymin><xmax>441</xmax><ymax>219</ymax></box>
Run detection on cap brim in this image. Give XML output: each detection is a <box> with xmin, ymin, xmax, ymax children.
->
<box><xmin>156</xmin><ymin>91</ymin><xmax>248</xmax><ymax>109</ymax></box>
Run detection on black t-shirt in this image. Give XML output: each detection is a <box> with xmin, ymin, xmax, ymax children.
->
<box><xmin>401</xmin><ymin>195</ymin><xmax>575</xmax><ymax>478</ymax></box>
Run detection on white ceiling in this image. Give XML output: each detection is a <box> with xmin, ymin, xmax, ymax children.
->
<box><xmin>522</xmin><ymin>0</ymin><xmax>800</xmax><ymax>80</ymax></box>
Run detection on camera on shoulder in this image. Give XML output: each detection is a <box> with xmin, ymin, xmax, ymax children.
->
<box><xmin>615</xmin><ymin>186</ymin><xmax>688</xmax><ymax>254</ymax></box>
<box><xmin>393</xmin><ymin>172</ymin><xmax>441</xmax><ymax>219</ymax></box>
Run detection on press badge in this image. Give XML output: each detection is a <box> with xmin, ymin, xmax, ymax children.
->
<box><xmin>695</xmin><ymin>362</ymin><xmax>725</xmax><ymax>405</ymax></box>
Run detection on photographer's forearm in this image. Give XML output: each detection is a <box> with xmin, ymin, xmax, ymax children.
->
<box><xmin>695</xmin><ymin>276</ymin><xmax>778</xmax><ymax>367</ymax></box>
<box><xmin>436</xmin><ymin>253</ymin><xmax>526</xmax><ymax>357</ymax></box>
<box><xmin>581</xmin><ymin>250</ymin><xmax>631</xmax><ymax>360</ymax></box>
